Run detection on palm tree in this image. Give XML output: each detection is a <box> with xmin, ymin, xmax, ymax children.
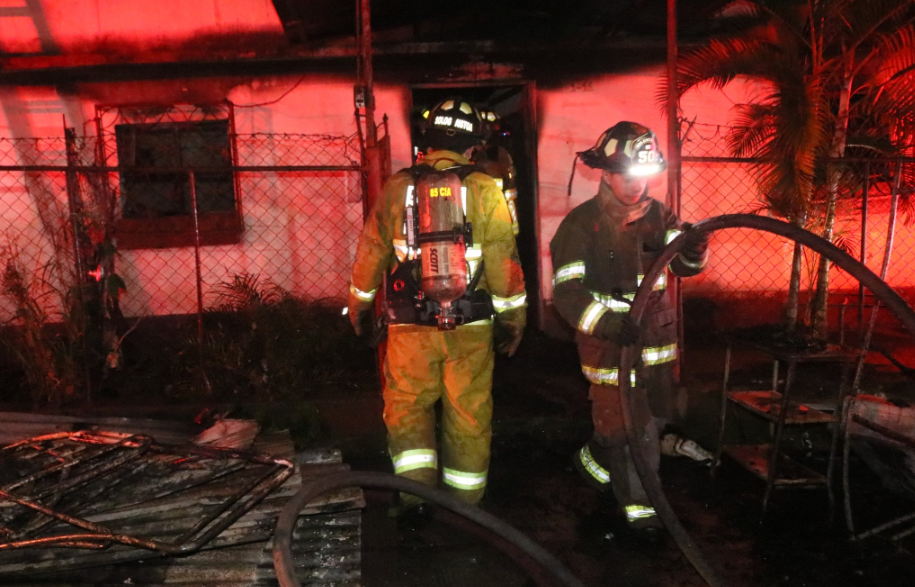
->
<box><xmin>665</xmin><ymin>0</ymin><xmax>915</xmax><ymax>337</ymax></box>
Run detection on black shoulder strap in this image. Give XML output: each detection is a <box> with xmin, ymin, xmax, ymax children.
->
<box><xmin>453</xmin><ymin>163</ymin><xmax>488</xmax><ymax>181</ymax></box>
<box><xmin>401</xmin><ymin>164</ymin><xmax>434</xmax><ymax>181</ymax></box>
<box><xmin>402</xmin><ymin>162</ymin><xmax>486</xmax><ymax>182</ymax></box>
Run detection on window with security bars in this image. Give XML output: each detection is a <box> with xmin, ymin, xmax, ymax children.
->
<box><xmin>114</xmin><ymin>119</ymin><xmax>242</xmax><ymax>249</ymax></box>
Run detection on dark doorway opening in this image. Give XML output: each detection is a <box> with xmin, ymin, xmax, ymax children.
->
<box><xmin>410</xmin><ymin>85</ymin><xmax>540</xmax><ymax>328</ymax></box>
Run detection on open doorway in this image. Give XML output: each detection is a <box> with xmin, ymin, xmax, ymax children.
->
<box><xmin>409</xmin><ymin>84</ymin><xmax>540</xmax><ymax>328</ymax></box>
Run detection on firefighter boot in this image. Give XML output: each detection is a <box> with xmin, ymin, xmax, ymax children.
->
<box><xmin>625</xmin><ymin>504</ymin><xmax>665</xmax><ymax>546</ymax></box>
<box><xmin>390</xmin><ymin>501</ymin><xmax>436</xmax><ymax>533</ymax></box>
<box><xmin>659</xmin><ymin>433</ymin><xmax>713</xmax><ymax>462</ymax></box>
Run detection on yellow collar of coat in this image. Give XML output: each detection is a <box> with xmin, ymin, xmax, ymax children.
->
<box><xmin>421</xmin><ymin>149</ymin><xmax>472</xmax><ymax>170</ymax></box>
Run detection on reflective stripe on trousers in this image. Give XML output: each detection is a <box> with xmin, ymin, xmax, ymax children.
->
<box><xmin>442</xmin><ymin>467</ymin><xmax>487</xmax><ymax>491</ymax></box>
<box><xmin>391</xmin><ymin>448</ymin><xmax>438</xmax><ymax>474</ymax></box>
<box><xmin>579</xmin><ymin>445</ymin><xmax>610</xmax><ymax>484</ymax></box>
<box><xmin>582</xmin><ymin>365</ymin><xmax>637</xmax><ymax>386</ymax></box>
<box><xmin>625</xmin><ymin>504</ymin><xmax>657</xmax><ymax>521</ymax></box>
<box><xmin>582</xmin><ymin>344</ymin><xmax>675</xmax><ymax>386</ymax></box>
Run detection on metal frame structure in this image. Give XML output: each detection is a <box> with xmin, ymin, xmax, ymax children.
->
<box><xmin>619</xmin><ymin>212</ymin><xmax>915</xmax><ymax>587</ymax></box>
<box><xmin>0</xmin><ymin>431</ymin><xmax>293</xmax><ymax>567</ymax></box>
<box><xmin>843</xmin><ymin>401</ymin><xmax>915</xmax><ymax>544</ymax></box>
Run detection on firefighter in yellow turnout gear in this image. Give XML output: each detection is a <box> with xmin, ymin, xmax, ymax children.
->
<box><xmin>471</xmin><ymin>109</ymin><xmax>521</xmax><ymax>236</ymax></box>
<box><xmin>550</xmin><ymin>122</ymin><xmax>708</xmax><ymax>542</ymax></box>
<box><xmin>348</xmin><ymin>99</ymin><xmax>526</xmax><ymax>510</ymax></box>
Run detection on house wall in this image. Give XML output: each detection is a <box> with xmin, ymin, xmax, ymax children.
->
<box><xmin>2</xmin><ymin>0</ymin><xmax>906</xmax><ymax>330</ymax></box>
<box><xmin>0</xmin><ymin>61</ymin><xmax>797</xmax><ymax>326</ymax></box>
<box><xmin>0</xmin><ymin>0</ymin><xmax>282</xmax><ymax>56</ymax></box>
<box><xmin>0</xmin><ymin>74</ymin><xmax>374</xmax><ymax>319</ymax></box>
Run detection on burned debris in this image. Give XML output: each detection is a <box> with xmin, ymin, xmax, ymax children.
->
<box><xmin>0</xmin><ymin>419</ymin><xmax>364</xmax><ymax>587</ymax></box>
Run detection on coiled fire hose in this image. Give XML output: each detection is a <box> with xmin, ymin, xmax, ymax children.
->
<box><xmin>618</xmin><ymin>213</ymin><xmax>915</xmax><ymax>587</ymax></box>
<box><xmin>272</xmin><ymin>471</ymin><xmax>586</xmax><ymax>587</ymax></box>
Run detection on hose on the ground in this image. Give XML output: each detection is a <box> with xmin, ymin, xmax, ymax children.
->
<box><xmin>272</xmin><ymin>470</ymin><xmax>587</xmax><ymax>587</ymax></box>
<box><xmin>618</xmin><ymin>213</ymin><xmax>915</xmax><ymax>587</ymax></box>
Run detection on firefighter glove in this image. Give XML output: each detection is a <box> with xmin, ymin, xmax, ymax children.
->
<box><xmin>681</xmin><ymin>224</ymin><xmax>709</xmax><ymax>261</ymax></box>
<box><xmin>615</xmin><ymin>315</ymin><xmax>641</xmax><ymax>346</ymax></box>
<box><xmin>347</xmin><ymin>299</ymin><xmax>373</xmax><ymax>337</ymax></box>
<box><xmin>495</xmin><ymin>321</ymin><xmax>524</xmax><ymax>357</ymax></box>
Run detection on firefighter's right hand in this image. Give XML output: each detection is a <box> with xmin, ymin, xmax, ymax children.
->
<box><xmin>681</xmin><ymin>223</ymin><xmax>709</xmax><ymax>260</ymax></box>
<box><xmin>347</xmin><ymin>299</ymin><xmax>373</xmax><ymax>337</ymax></box>
<box><xmin>615</xmin><ymin>315</ymin><xmax>641</xmax><ymax>346</ymax></box>
<box><xmin>495</xmin><ymin>321</ymin><xmax>524</xmax><ymax>357</ymax></box>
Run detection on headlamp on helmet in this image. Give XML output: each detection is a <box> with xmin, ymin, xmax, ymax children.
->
<box><xmin>578</xmin><ymin>121</ymin><xmax>666</xmax><ymax>177</ymax></box>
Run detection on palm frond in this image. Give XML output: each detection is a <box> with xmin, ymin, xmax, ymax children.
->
<box><xmin>804</xmin><ymin>77</ymin><xmax>835</xmax><ymax>159</ymax></box>
<box><xmin>839</xmin><ymin>0</ymin><xmax>915</xmax><ymax>52</ymax></box>
<box><xmin>760</xmin><ymin>77</ymin><xmax>831</xmax><ymax>204</ymax></box>
<box><xmin>741</xmin><ymin>198</ymin><xmax>772</xmax><ymax>215</ymax></box>
<box><xmin>719</xmin><ymin>72</ymin><xmax>832</xmax><ymax>218</ymax></box>
<box><xmin>754</xmin><ymin>0</ymin><xmax>812</xmax><ymax>46</ymax></box>
<box><xmin>727</xmin><ymin>103</ymin><xmax>777</xmax><ymax>156</ymax></box>
<box><xmin>215</xmin><ymin>273</ymin><xmax>282</xmax><ymax>310</ymax></box>
<box><xmin>874</xmin><ymin>76</ymin><xmax>915</xmax><ymax>147</ymax></box>
<box><xmin>668</xmin><ymin>38</ymin><xmax>794</xmax><ymax>99</ymax></box>
<box><xmin>753</xmin><ymin>153</ymin><xmax>813</xmax><ymax>217</ymax></box>
<box><xmin>842</xmin><ymin>128</ymin><xmax>897</xmax><ymax>156</ymax></box>
<box><xmin>831</xmin><ymin>226</ymin><xmax>861</xmax><ymax>257</ymax></box>
<box><xmin>898</xmin><ymin>187</ymin><xmax>915</xmax><ymax>227</ymax></box>
<box><xmin>864</xmin><ymin>26</ymin><xmax>915</xmax><ymax>146</ymax></box>
<box><xmin>816</xmin><ymin>0</ymin><xmax>856</xmax><ymax>53</ymax></box>
<box><xmin>873</xmin><ymin>25</ymin><xmax>915</xmax><ymax>86</ymax></box>
<box><xmin>717</xmin><ymin>0</ymin><xmax>763</xmax><ymax>20</ymax></box>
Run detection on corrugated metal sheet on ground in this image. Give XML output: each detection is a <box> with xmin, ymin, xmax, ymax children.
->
<box><xmin>0</xmin><ymin>411</ymin><xmax>202</xmax><ymax>446</ymax></box>
<box><xmin>0</xmin><ymin>425</ymin><xmax>364</xmax><ymax>586</ymax></box>
<box><xmin>850</xmin><ymin>395</ymin><xmax>915</xmax><ymax>447</ymax></box>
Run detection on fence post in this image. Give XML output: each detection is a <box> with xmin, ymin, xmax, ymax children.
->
<box><xmin>64</xmin><ymin>125</ymin><xmax>94</xmax><ymax>402</ymax></box>
<box><xmin>666</xmin><ymin>0</ymin><xmax>686</xmax><ymax>366</ymax></box>
<box><xmin>64</xmin><ymin>127</ymin><xmax>87</xmax><ymax>285</ymax></box>
<box><xmin>189</xmin><ymin>171</ymin><xmax>204</xmax><ymax>333</ymax></box>
<box><xmin>858</xmin><ymin>160</ymin><xmax>869</xmax><ymax>331</ymax></box>
<box><xmin>188</xmin><ymin>171</ymin><xmax>211</xmax><ymax>393</ymax></box>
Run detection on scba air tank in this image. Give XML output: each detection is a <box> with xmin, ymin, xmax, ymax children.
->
<box><xmin>416</xmin><ymin>171</ymin><xmax>467</xmax><ymax>311</ymax></box>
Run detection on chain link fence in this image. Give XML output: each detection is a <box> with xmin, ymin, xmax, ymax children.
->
<box><xmin>0</xmin><ymin>136</ymin><xmax>74</xmax><ymax>322</ymax></box>
<box><xmin>0</xmin><ymin>112</ymin><xmax>367</xmax><ymax>322</ymax></box>
<box><xmin>680</xmin><ymin>122</ymin><xmax>915</xmax><ymax>330</ymax></box>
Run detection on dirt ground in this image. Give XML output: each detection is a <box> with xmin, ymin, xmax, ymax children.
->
<box><xmin>340</xmin><ymin>329</ymin><xmax>915</xmax><ymax>587</ymax></box>
<box><xmin>4</xmin><ymin>322</ymin><xmax>914</xmax><ymax>586</ymax></box>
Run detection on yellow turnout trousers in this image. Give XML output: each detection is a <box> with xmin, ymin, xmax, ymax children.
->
<box><xmin>383</xmin><ymin>322</ymin><xmax>494</xmax><ymax>505</ymax></box>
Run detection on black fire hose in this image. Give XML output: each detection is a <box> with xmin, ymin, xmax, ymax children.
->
<box><xmin>272</xmin><ymin>471</ymin><xmax>586</xmax><ymax>587</ymax></box>
<box><xmin>619</xmin><ymin>213</ymin><xmax>915</xmax><ymax>587</ymax></box>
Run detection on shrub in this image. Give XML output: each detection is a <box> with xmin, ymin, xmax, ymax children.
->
<box><xmin>172</xmin><ymin>273</ymin><xmax>375</xmax><ymax>401</ymax></box>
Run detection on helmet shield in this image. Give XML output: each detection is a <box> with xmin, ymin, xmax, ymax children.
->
<box><xmin>577</xmin><ymin>121</ymin><xmax>666</xmax><ymax>176</ymax></box>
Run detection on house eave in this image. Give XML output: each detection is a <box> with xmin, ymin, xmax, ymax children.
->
<box><xmin>0</xmin><ymin>35</ymin><xmax>691</xmax><ymax>86</ymax></box>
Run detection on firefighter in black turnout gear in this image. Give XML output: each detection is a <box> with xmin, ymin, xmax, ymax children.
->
<box><xmin>550</xmin><ymin>121</ymin><xmax>709</xmax><ymax>542</ymax></box>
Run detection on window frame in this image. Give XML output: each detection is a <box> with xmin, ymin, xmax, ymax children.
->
<box><xmin>97</xmin><ymin>103</ymin><xmax>243</xmax><ymax>250</ymax></box>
